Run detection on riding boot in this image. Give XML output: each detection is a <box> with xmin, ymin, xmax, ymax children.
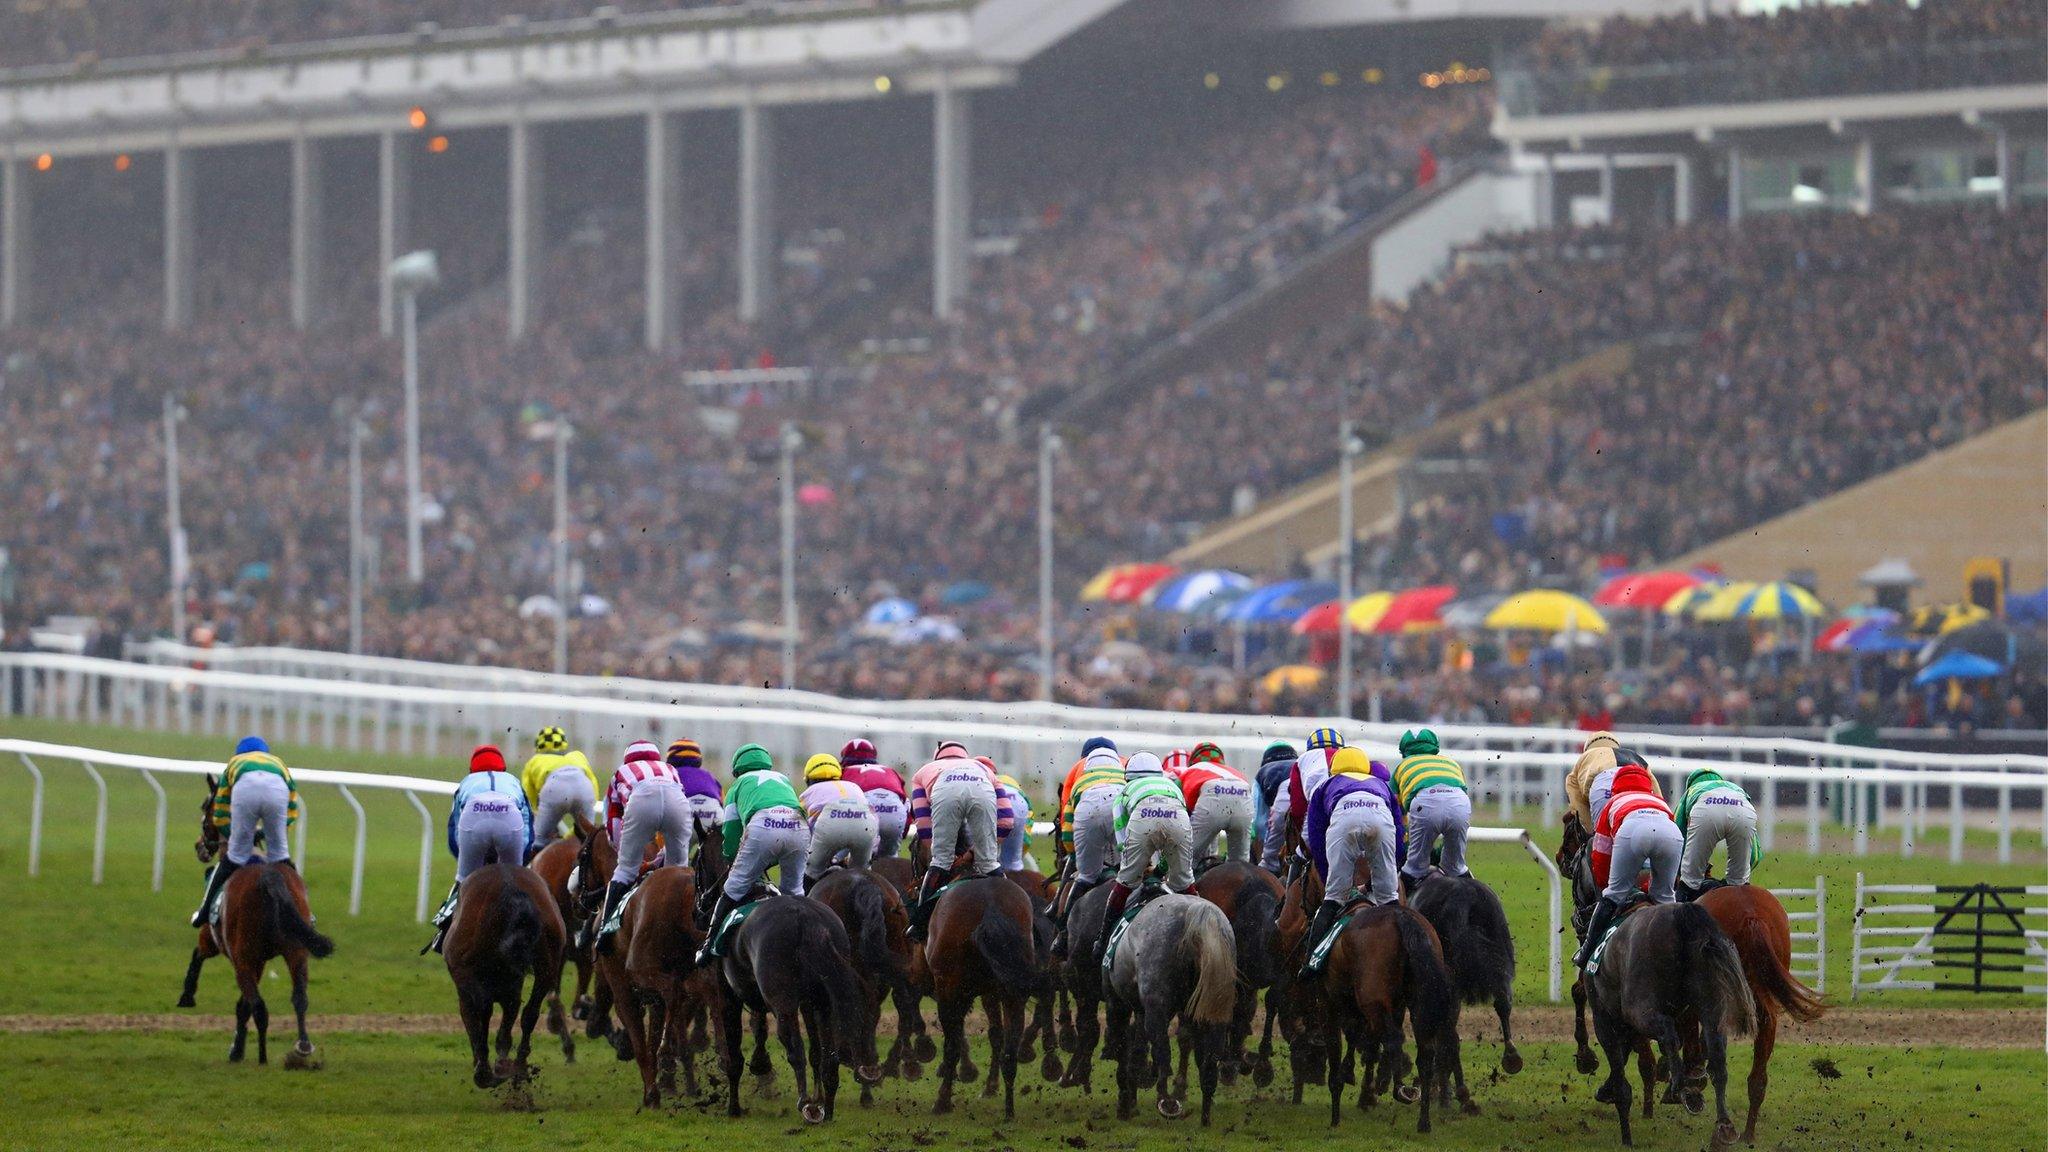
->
<box><xmin>190</xmin><ymin>858</ymin><xmax>241</xmax><ymax>928</ymax></box>
<box><xmin>1306</xmin><ymin>899</ymin><xmax>1342</xmax><ymax>956</ymax></box>
<box><xmin>1092</xmin><ymin>881</ymin><xmax>1134</xmax><ymax>966</ymax></box>
<box><xmin>593</xmin><ymin>880</ymin><xmax>631</xmax><ymax>955</ymax></box>
<box><xmin>694</xmin><ymin>890</ymin><xmax>738</xmax><ymax>967</ymax></box>
<box><xmin>1674</xmin><ymin>879</ymin><xmax>1701</xmax><ymax>903</ymax></box>
<box><xmin>907</xmin><ymin>864</ymin><xmax>952</xmax><ymax>943</ymax></box>
<box><xmin>423</xmin><ymin>880</ymin><xmax>461</xmax><ymax>954</ymax></box>
<box><xmin>1575</xmin><ymin>896</ymin><xmax>1622</xmax><ymax>969</ymax></box>
<box><xmin>1050</xmin><ymin>877</ymin><xmax>1096</xmax><ymax>959</ymax></box>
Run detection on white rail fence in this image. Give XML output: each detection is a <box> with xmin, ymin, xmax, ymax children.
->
<box><xmin>1851</xmin><ymin>876</ymin><xmax>2048</xmax><ymax>999</ymax></box>
<box><xmin>1777</xmin><ymin>877</ymin><xmax>1827</xmax><ymax>993</ymax></box>
<box><xmin>6</xmin><ymin>654</ymin><xmax>2044</xmax><ymax>865</ymax></box>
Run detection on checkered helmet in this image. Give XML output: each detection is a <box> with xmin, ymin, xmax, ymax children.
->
<box><xmin>535</xmin><ymin>726</ymin><xmax>568</xmax><ymax>753</ymax></box>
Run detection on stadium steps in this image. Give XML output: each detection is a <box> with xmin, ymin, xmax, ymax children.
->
<box><xmin>1166</xmin><ymin>342</ymin><xmax>1636</xmax><ymax>572</ymax></box>
<box><xmin>1669</xmin><ymin>407</ymin><xmax>2048</xmax><ymax>604</ymax></box>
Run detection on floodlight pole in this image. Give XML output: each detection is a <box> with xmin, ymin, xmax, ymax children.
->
<box><xmin>1337</xmin><ymin>418</ymin><xmax>1360</xmax><ymax>719</ymax></box>
<box><xmin>348</xmin><ymin>414</ymin><xmax>367</xmax><ymax>655</ymax></box>
<box><xmin>162</xmin><ymin>394</ymin><xmax>187</xmax><ymax>644</ymax></box>
<box><xmin>1038</xmin><ymin>423</ymin><xmax>1060</xmax><ymax>703</ymax></box>
<box><xmin>552</xmin><ymin>421</ymin><xmax>573</xmax><ymax>677</ymax></box>
<box><xmin>779</xmin><ymin>422</ymin><xmax>801</xmax><ymax>690</ymax></box>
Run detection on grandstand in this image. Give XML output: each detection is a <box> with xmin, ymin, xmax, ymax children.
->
<box><xmin>0</xmin><ymin>0</ymin><xmax>2042</xmax><ymax>734</ymax></box>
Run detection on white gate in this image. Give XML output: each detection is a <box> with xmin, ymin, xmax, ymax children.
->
<box><xmin>1851</xmin><ymin>875</ymin><xmax>2048</xmax><ymax>999</ymax></box>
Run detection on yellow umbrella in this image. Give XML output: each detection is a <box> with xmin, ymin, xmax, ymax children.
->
<box><xmin>1932</xmin><ymin>603</ymin><xmax>1992</xmax><ymax>635</ymax></box>
<box><xmin>1344</xmin><ymin>591</ymin><xmax>1396</xmax><ymax>634</ymax></box>
<box><xmin>1483</xmin><ymin>589</ymin><xmax>1609</xmax><ymax>634</ymax></box>
<box><xmin>1260</xmin><ymin>664</ymin><xmax>1326</xmax><ymax>694</ymax></box>
<box><xmin>1684</xmin><ymin>581</ymin><xmax>1760</xmax><ymax>622</ymax></box>
<box><xmin>1661</xmin><ymin>583</ymin><xmax>1729</xmax><ymax>618</ymax></box>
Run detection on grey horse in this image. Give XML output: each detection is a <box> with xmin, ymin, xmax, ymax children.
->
<box><xmin>1102</xmin><ymin>894</ymin><xmax>1237</xmax><ymax>1125</ymax></box>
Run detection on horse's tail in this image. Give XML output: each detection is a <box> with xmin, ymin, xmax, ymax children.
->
<box><xmin>1229</xmin><ymin>883</ymin><xmax>1279</xmax><ymax>990</ymax></box>
<box><xmin>1679</xmin><ymin>903</ymin><xmax>1757</xmax><ymax>1038</ymax></box>
<box><xmin>1726</xmin><ymin>899</ymin><xmax>1825</xmax><ymax>1024</ymax></box>
<box><xmin>498</xmin><ymin>881</ymin><xmax>544</xmax><ymax>974</ymax></box>
<box><xmin>1393</xmin><ymin>908</ymin><xmax>1457</xmax><ymax>1045</ymax></box>
<box><xmin>971</xmin><ymin>908</ymin><xmax>1048</xmax><ymax>995</ymax></box>
<box><xmin>1441</xmin><ymin>879</ymin><xmax>1516</xmax><ymax>1004</ymax></box>
<box><xmin>1182</xmin><ymin>906</ymin><xmax>1238</xmax><ymax>1028</ymax></box>
<box><xmin>259</xmin><ymin>867</ymin><xmax>335</xmax><ymax>959</ymax></box>
<box><xmin>848</xmin><ymin>875</ymin><xmax>898</xmax><ymax>977</ymax></box>
<box><xmin>804</xmin><ymin>916</ymin><xmax>874</xmax><ymax>1059</ymax></box>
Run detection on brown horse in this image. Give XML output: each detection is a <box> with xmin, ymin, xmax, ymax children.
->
<box><xmin>1051</xmin><ymin>879</ymin><xmax>1119</xmax><ymax>1093</ymax></box>
<box><xmin>441</xmin><ymin>862</ymin><xmax>566</xmax><ymax>1089</ymax></box>
<box><xmin>1188</xmin><ymin>861</ymin><xmax>1286</xmax><ymax>1086</ymax></box>
<box><xmin>924</xmin><ymin>875</ymin><xmax>1047</xmax><ymax>1118</ymax></box>
<box><xmin>809</xmin><ymin>866</ymin><xmax>921</xmax><ymax>1098</ymax></box>
<box><xmin>529</xmin><ymin>832</ymin><xmax>601</xmax><ymax>1048</ymax></box>
<box><xmin>187</xmin><ymin>780</ymin><xmax>333</xmax><ymax>1067</ymax></box>
<box><xmin>1299</xmin><ymin>902</ymin><xmax>1459</xmax><ymax>1132</ymax></box>
<box><xmin>1695</xmin><ymin>884</ymin><xmax>1826</xmax><ymax>1143</ymax></box>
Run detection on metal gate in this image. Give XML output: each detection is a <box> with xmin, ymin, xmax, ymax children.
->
<box><xmin>1852</xmin><ymin>876</ymin><xmax>2048</xmax><ymax>998</ymax></box>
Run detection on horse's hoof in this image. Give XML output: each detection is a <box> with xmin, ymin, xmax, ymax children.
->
<box><xmin>283</xmin><ymin>1045</ymin><xmax>321</xmax><ymax>1072</ymax></box>
<box><xmin>1057</xmin><ymin>1025</ymin><xmax>1077</xmax><ymax>1053</ymax></box>
<box><xmin>1595</xmin><ymin>1082</ymin><xmax>1618</xmax><ymax>1105</ymax></box>
<box><xmin>474</xmin><ymin>1067</ymin><xmax>500</xmax><ymax>1090</ymax></box>
<box><xmin>912</xmin><ymin>1035</ymin><xmax>938</xmax><ymax>1063</ymax></box>
<box><xmin>571</xmin><ymin>996</ymin><xmax>592</xmax><ymax>1022</ymax></box>
<box><xmin>176</xmin><ymin>995</ymin><xmax>196</xmax><ymax>1009</ymax></box>
<box><xmin>227</xmin><ymin>1049</ymin><xmax>244</xmax><ymax>1064</ymax></box>
<box><xmin>1574</xmin><ymin>1049</ymin><xmax>1600</xmax><ymax>1075</ymax></box>
<box><xmin>900</xmin><ymin>1060</ymin><xmax>923</xmax><ymax>1082</ymax></box>
<box><xmin>1501</xmin><ymin>1048</ymin><xmax>1524</xmax><ymax>1075</ymax></box>
<box><xmin>958</xmin><ymin>1062</ymin><xmax>979</xmax><ymax>1083</ymax></box>
<box><xmin>1019</xmin><ymin>1039</ymin><xmax>1036</xmax><ymax>1062</ymax></box>
<box><xmin>1252</xmin><ymin>1061</ymin><xmax>1274</xmax><ymax>1089</ymax></box>
<box><xmin>1460</xmin><ymin>1099</ymin><xmax>1482</xmax><ymax>1116</ymax></box>
<box><xmin>800</xmin><ymin>1102</ymin><xmax>827</xmax><ymax>1124</ymax></box>
<box><xmin>1040</xmin><ymin>1053</ymin><xmax>1063</xmax><ymax>1083</ymax></box>
<box><xmin>1394</xmin><ymin>1084</ymin><xmax>1422</xmax><ymax>1105</ymax></box>
<box><xmin>1711</xmin><ymin>1121</ymin><xmax>1738</xmax><ymax>1148</ymax></box>
<box><xmin>1157</xmin><ymin>1097</ymin><xmax>1185</xmax><ymax>1120</ymax></box>
<box><xmin>1683</xmin><ymin>1090</ymin><xmax>1706</xmax><ymax>1116</ymax></box>
<box><xmin>932</xmin><ymin>1098</ymin><xmax>953</xmax><ymax>1116</ymax></box>
<box><xmin>856</xmin><ymin>1063</ymin><xmax>884</xmax><ymax>1086</ymax></box>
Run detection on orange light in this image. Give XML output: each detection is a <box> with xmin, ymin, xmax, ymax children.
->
<box><xmin>408</xmin><ymin>106</ymin><xmax>430</xmax><ymax>130</ymax></box>
<box><xmin>34</xmin><ymin>153</ymin><xmax>53</xmax><ymax>172</ymax></box>
<box><xmin>1319</xmin><ymin>71</ymin><xmax>1340</xmax><ymax>87</ymax></box>
<box><xmin>113</xmin><ymin>153</ymin><xmax>132</xmax><ymax>172</ymax></box>
<box><xmin>426</xmin><ymin>135</ymin><xmax>450</xmax><ymax>154</ymax></box>
<box><xmin>1362</xmin><ymin>68</ymin><xmax>1384</xmax><ymax>84</ymax></box>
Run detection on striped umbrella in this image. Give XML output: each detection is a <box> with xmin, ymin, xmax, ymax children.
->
<box><xmin>1374</xmin><ymin>585</ymin><xmax>1459</xmax><ymax>633</ymax></box>
<box><xmin>1667</xmin><ymin>581</ymin><xmax>1750</xmax><ymax>619</ymax></box>
<box><xmin>1592</xmin><ymin>570</ymin><xmax>1701</xmax><ymax>611</ymax></box>
<box><xmin>1344</xmin><ymin>591</ymin><xmax>1396</xmax><ymax>634</ymax></box>
<box><xmin>1079</xmin><ymin>563</ymin><xmax>1178</xmax><ymax>604</ymax></box>
<box><xmin>1698</xmin><ymin>580</ymin><xmax>1825</xmax><ymax>622</ymax></box>
<box><xmin>1291</xmin><ymin>600</ymin><xmax>1348</xmax><ymax>636</ymax></box>
<box><xmin>1221</xmin><ymin>580</ymin><xmax>1341</xmax><ymax>624</ymax></box>
<box><xmin>1146</xmin><ymin>570</ymin><xmax>1253</xmax><ymax>613</ymax></box>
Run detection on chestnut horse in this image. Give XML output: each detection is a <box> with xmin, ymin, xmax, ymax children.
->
<box><xmin>528</xmin><ymin>831</ymin><xmax>601</xmax><ymax>1053</ymax></box>
<box><xmin>1294</xmin><ymin>902</ymin><xmax>1459</xmax><ymax>1133</ymax></box>
<box><xmin>1188</xmin><ymin>861</ymin><xmax>1286</xmax><ymax>1086</ymax></box>
<box><xmin>924</xmin><ymin>875</ymin><xmax>1047</xmax><ymax>1118</ymax></box>
<box><xmin>1695</xmin><ymin>884</ymin><xmax>1826</xmax><ymax>1143</ymax></box>
<box><xmin>809</xmin><ymin>866</ymin><xmax>923</xmax><ymax>1096</ymax></box>
<box><xmin>188</xmin><ymin>780</ymin><xmax>333</xmax><ymax>1067</ymax></box>
<box><xmin>441</xmin><ymin>862</ymin><xmax>566</xmax><ymax>1089</ymax></box>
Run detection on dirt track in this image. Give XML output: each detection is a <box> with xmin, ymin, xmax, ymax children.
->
<box><xmin>4</xmin><ymin>1007</ymin><xmax>2042</xmax><ymax>1049</ymax></box>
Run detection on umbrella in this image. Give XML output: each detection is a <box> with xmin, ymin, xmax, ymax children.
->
<box><xmin>796</xmin><ymin>482</ymin><xmax>837</xmax><ymax>507</ymax></box>
<box><xmin>1441</xmin><ymin>592</ymin><xmax>1509</xmax><ymax>630</ymax></box>
<box><xmin>1906</xmin><ymin>602</ymin><xmax>1990</xmax><ymax>636</ymax></box>
<box><xmin>1841</xmin><ymin>604</ymin><xmax>1902</xmax><ymax>621</ymax></box>
<box><xmin>1221</xmin><ymin>580</ymin><xmax>1341</xmax><ymax>624</ymax></box>
<box><xmin>863</xmin><ymin>596</ymin><xmax>919</xmax><ymax>626</ymax></box>
<box><xmin>577</xmin><ymin>593</ymin><xmax>612</xmax><ymax>618</ymax></box>
<box><xmin>2008</xmin><ymin>587</ymin><xmax>2048</xmax><ymax>624</ymax></box>
<box><xmin>1484</xmin><ymin>590</ymin><xmax>1609</xmax><ymax>634</ymax></box>
<box><xmin>1374</xmin><ymin>585</ymin><xmax>1458</xmax><ymax>633</ymax></box>
<box><xmin>1913</xmin><ymin>650</ymin><xmax>2004</xmax><ymax>686</ymax></box>
<box><xmin>1344</xmin><ymin>591</ymin><xmax>1396</xmax><ymax>634</ymax></box>
<box><xmin>1291</xmin><ymin>600</ymin><xmax>1347</xmax><ymax>637</ymax></box>
<box><xmin>940</xmin><ymin>580</ymin><xmax>992</xmax><ymax>605</ymax></box>
<box><xmin>1662</xmin><ymin>582</ymin><xmax>1735</xmax><ymax>618</ymax></box>
<box><xmin>517</xmin><ymin>594</ymin><xmax>563</xmax><ymax>620</ymax></box>
<box><xmin>1592</xmin><ymin>570</ymin><xmax>1700</xmax><ymax>610</ymax></box>
<box><xmin>1079</xmin><ymin>563</ymin><xmax>1178</xmax><ymax>604</ymax></box>
<box><xmin>1813</xmin><ymin>618</ymin><xmax>1859</xmax><ymax>653</ymax></box>
<box><xmin>1845</xmin><ymin>621</ymin><xmax>1920</xmax><ymax>654</ymax></box>
<box><xmin>1147</xmin><ymin>569</ymin><xmax>1253</xmax><ymax>613</ymax></box>
<box><xmin>1259</xmin><ymin>664</ymin><xmax>1326</xmax><ymax>694</ymax></box>
<box><xmin>890</xmin><ymin>616</ymin><xmax>965</xmax><ymax>646</ymax></box>
<box><xmin>1926</xmin><ymin>621</ymin><xmax>2048</xmax><ymax>669</ymax></box>
<box><xmin>1697</xmin><ymin>580</ymin><xmax>1826</xmax><ymax>623</ymax></box>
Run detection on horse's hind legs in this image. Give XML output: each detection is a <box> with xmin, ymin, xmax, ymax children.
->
<box><xmin>1707</xmin><ymin>1024</ymin><xmax>1738</xmax><ymax>1147</ymax></box>
<box><xmin>229</xmin><ymin>995</ymin><xmax>252</xmax><ymax>1063</ymax></box>
<box><xmin>1495</xmin><ymin>990</ymin><xmax>1522</xmax><ymax>1074</ymax></box>
<box><xmin>514</xmin><ymin>969</ymin><xmax>551</xmax><ymax>1086</ymax></box>
<box><xmin>251</xmin><ymin>993</ymin><xmax>270</xmax><ymax>1065</ymax></box>
<box><xmin>1743</xmin><ymin>1012</ymin><xmax>1777</xmax><ymax>1143</ymax></box>
<box><xmin>284</xmin><ymin>954</ymin><xmax>317</xmax><ymax>1068</ymax></box>
<box><xmin>178</xmin><ymin>946</ymin><xmax>206</xmax><ymax>1008</ymax></box>
<box><xmin>1570</xmin><ymin>974</ymin><xmax>1599</xmax><ymax>1075</ymax></box>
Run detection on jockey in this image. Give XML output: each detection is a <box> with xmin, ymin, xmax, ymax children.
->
<box><xmin>1096</xmin><ymin>752</ymin><xmax>1194</xmax><ymax>962</ymax></box>
<box><xmin>1392</xmin><ymin>729</ymin><xmax>1472</xmax><ymax>897</ymax></box>
<box><xmin>1160</xmin><ymin>748</ymin><xmax>1191</xmax><ymax>781</ymax></box>
<box><xmin>430</xmin><ymin>745</ymin><xmax>533</xmax><ymax>953</ymax></box>
<box><xmin>1282</xmin><ymin>728</ymin><xmax>1347</xmax><ymax>859</ymax></box>
<box><xmin>840</xmin><ymin>739</ymin><xmax>909</xmax><ymax>857</ymax></box>
<box><xmin>994</xmin><ymin>771</ymin><xmax>1032</xmax><ymax>873</ymax></box>
<box><xmin>1052</xmin><ymin>739</ymin><xmax>1126</xmax><ymax>956</ymax></box>
<box><xmin>595</xmin><ymin>740</ymin><xmax>691</xmax><ymax>953</ymax></box>
<box><xmin>1254</xmin><ymin>742</ymin><xmax>1297</xmax><ymax>873</ymax></box>
<box><xmin>1577</xmin><ymin>761</ymin><xmax>1683</xmax><ymax>967</ymax></box>
<box><xmin>191</xmin><ymin>736</ymin><xmax>301</xmax><ymax>928</ymax></box>
<box><xmin>520</xmin><ymin>725</ymin><xmax>598</xmax><ymax>858</ymax></box>
<box><xmin>908</xmin><ymin>741</ymin><xmax>1014</xmax><ymax>941</ymax></box>
<box><xmin>698</xmin><ymin>743</ymin><xmax>808</xmax><ymax>964</ymax></box>
<box><xmin>1675</xmin><ymin>766</ymin><xmax>1759</xmax><ymax>901</ymax></box>
<box><xmin>1568</xmin><ymin>732</ymin><xmax>1662</xmax><ymax>833</ymax></box>
<box><xmin>665</xmin><ymin>739</ymin><xmax>726</xmax><ymax>849</ymax></box>
<box><xmin>1303</xmin><ymin>748</ymin><xmax>1404</xmax><ymax>949</ymax></box>
<box><xmin>1181</xmin><ymin>742</ymin><xmax>1255</xmax><ymax>866</ymax></box>
<box><xmin>799</xmin><ymin>753</ymin><xmax>877</xmax><ymax>886</ymax></box>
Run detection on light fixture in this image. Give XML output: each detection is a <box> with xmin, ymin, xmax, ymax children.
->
<box><xmin>1320</xmin><ymin>71</ymin><xmax>1340</xmax><ymax>87</ymax></box>
<box><xmin>1266</xmin><ymin>73</ymin><xmax>1287</xmax><ymax>92</ymax></box>
<box><xmin>33</xmin><ymin>153</ymin><xmax>52</xmax><ymax>172</ymax></box>
<box><xmin>426</xmin><ymin>135</ymin><xmax>450</xmax><ymax>154</ymax></box>
<box><xmin>1203</xmin><ymin>72</ymin><xmax>1220</xmax><ymax>90</ymax></box>
<box><xmin>113</xmin><ymin>154</ymin><xmax>132</xmax><ymax>172</ymax></box>
<box><xmin>408</xmin><ymin>106</ymin><xmax>430</xmax><ymax>130</ymax></box>
<box><xmin>873</xmin><ymin>74</ymin><xmax>892</xmax><ymax>94</ymax></box>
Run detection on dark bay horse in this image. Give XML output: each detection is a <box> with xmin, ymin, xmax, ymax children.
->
<box><xmin>1585</xmin><ymin>901</ymin><xmax>1755</xmax><ymax>1147</ymax></box>
<box><xmin>187</xmin><ymin>781</ymin><xmax>333</xmax><ymax>1067</ymax></box>
<box><xmin>529</xmin><ymin>830</ymin><xmax>599</xmax><ymax>1051</ymax></box>
<box><xmin>924</xmin><ymin>875</ymin><xmax>1046</xmax><ymax>1118</ymax></box>
<box><xmin>1696</xmin><ymin>884</ymin><xmax>1826</xmax><ymax>1143</ymax></box>
<box><xmin>1297</xmin><ymin>903</ymin><xmax>1458</xmax><ymax>1132</ymax></box>
<box><xmin>810</xmin><ymin>866</ymin><xmax>923</xmax><ymax>1095</ymax></box>
<box><xmin>1410</xmin><ymin>870</ymin><xmax>1522</xmax><ymax>1111</ymax></box>
<box><xmin>1188</xmin><ymin>861</ymin><xmax>1285</xmax><ymax>1086</ymax></box>
<box><xmin>1101</xmin><ymin>894</ymin><xmax>1238</xmax><ymax>1125</ymax></box>
<box><xmin>442</xmin><ymin>862</ymin><xmax>566</xmax><ymax>1090</ymax></box>
<box><xmin>1052</xmin><ymin>879</ymin><xmax>1117</xmax><ymax>1092</ymax></box>
<box><xmin>714</xmin><ymin>894</ymin><xmax>881</xmax><ymax>1122</ymax></box>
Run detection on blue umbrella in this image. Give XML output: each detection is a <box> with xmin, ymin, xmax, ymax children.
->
<box><xmin>1845</xmin><ymin>621</ymin><xmax>1919</xmax><ymax>654</ymax></box>
<box><xmin>941</xmin><ymin>580</ymin><xmax>993</xmax><ymax>606</ymax></box>
<box><xmin>863</xmin><ymin>597</ymin><xmax>919</xmax><ymax>626</ymax></box>
<box><xmin>2008</xmin><ymin>587</ymin><xmax>2048</xmax><ymax>624</ymax></box>
<box><xmin>1913</xmin><ymin>650</ymin><xmax>2004</xmax><ymax>686</ymax></box>
<box><xmin>1149</xmin><ymin>570</ymin><xmax>1253</xmax><ymax>613</ymax></box>
<box><xmin>1219</xmin><ymin>579</ymin><xmax>1340</xmax><ymax>624</ymax></box>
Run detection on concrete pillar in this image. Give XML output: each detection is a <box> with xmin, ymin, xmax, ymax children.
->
<box><xmin>737</xmin><ymin>100</ymin><xmax>776</xmax><ymax>323</ymax></box>
<box><xmin>1598</xmin><ymin>153</ymin><xmax>1617</xmax><ymax>223</ymax></box>
<box><xmin>1993</xmin><ymin>124</ymin><xmax>2011</xmax><ymax>212</ymax></box>
<box><xmin>1853</xmin><ymin>136</ymin><xmax>1876</xmax><ymax>215</ymax></box>
<box><xmin>163</xmin><ymin>143</ymin><xmax>196</xmax><ymax>330</ymax></box>
<box><xmin>1672</xmin><ymin>155</ymin><xmax>1694</xmax><ymax>225</ymax></box>
<box><xmin>377</xmin><ymin>130</ymin><xmax>412</xmax><ymax>337</ymax></box>
<box><xmin>1538</xmin><ymin>151</ymin><xmax>1557</xmax><ymax>228</ymax></box>
<box><xmin>508</xmin><ymin>118</ymin><xmax>545</xmax><ymax>340</ymax></box>
<box><xmin>932</xmin><ymin>81</ymin><xmax>972</xmax><ymax>318</ymax></box>
<box><xmin>1</xmin><ymin>156</ymin><xmax>26</xmax><ymax>327</ymax></box>
<box><xmin>1727</xmin><ymin>144</ymin><xmax>1744</xmax><ymax>225</ymax></box>
<box><xmin>644</xmin><ymin>109</ymin><xmax>683</xmax><ymax>351</ymax></box>
<box><xmin>290</xmin><ymin>134</ymin><xmax>326</xmax><ymax>330</ymax></box>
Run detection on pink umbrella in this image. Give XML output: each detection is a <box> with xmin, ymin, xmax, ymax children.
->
<box><xmin>797</xmin><ymin>483</ymin><xmax>837</xmax><ymax>508</ymax></box>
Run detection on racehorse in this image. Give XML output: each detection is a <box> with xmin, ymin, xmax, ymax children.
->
<box><xmin>712</xmin><ymin>894</ymin><xmax>882</xmax><ymax>1122</ymax></box>
<box><xmin>923</xmin><ymin>875</ymin><xmax>1046</xmax><ymax>1118</ymax></box>
<box><xmin>1273</xmin><ymin>859</ymin><xmax>1327</xmax><ymax>1104</ymax></box>
<box><xmin>1101</xmin><ymin>894</ymin><xmax>1238</xmax><ymax>1125</ymax></box>
<box><xmin>1410</xmin><ymin>870</ymin><xmax>1523</xmax><ymax>1110</ymax></box>
<box><xmin>1696</xmin><ymin>884</ymin><xmax>1826</xmax><ymax>1143</ymax></box>
<box><xmin>1188</xmin><ymin>860</ymin><xmax>1285</xmax><ymax>1086</ymax></box>
<box><xmin>1567</xmin><ymin>842</ymin><xmax>1658</xmax><ymax>1103</ymax></box>
<box><xmin>809</xmin><ymin>866</ymin><xmax>924</xmax><ymax>1094</ymax></box>
<box><xmin>441</xmin><ymin>862</ymin><xmax>566</xmax><ymax>1090</ymax></box>
<box><xmin>869</xmin><ymin>854</ymin><xmax>917</xmax><ymax>899</ymax></box>
<box><xmin>528</xmin><ymin>831</ymin><xmax>596</xmax><ymax>1057</ymax></box>
<box><xmin>187</xmin><ymin>779</ymin><xmax>333</xmax><ymax>1067</ymax></box>
<box><xmin>1002</xmin><ymin>865</ymin><xmax>1065</xmax><ymax>1082</ymax></box>
<box><xmin>1052</xmin><ymin>880</ymin><xmax>1117</xmax><ymax>1092</ymax></box>
<box><xmin>1296</xmin><ymin>902</ymin><xmax>1459</xmax><ymax>1133</ymax></box>
<box><xmin>1584</xmin><ymin>901</ymin><xmax>1755</xmax><ymax>1147</ymax></box>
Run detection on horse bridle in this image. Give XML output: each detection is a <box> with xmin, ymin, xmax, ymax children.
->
<box><xmin>195</xmin><ymin>789</ymin><xmax>223</xmax><ymax>864</ymax></box>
